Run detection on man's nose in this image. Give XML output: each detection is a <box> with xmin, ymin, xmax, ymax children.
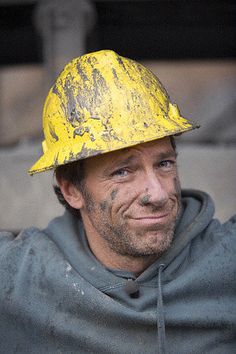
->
<box><xmin>139</xmin><ymin>173</ymin><xmax>169</xmax><ymax>207</ymax></box>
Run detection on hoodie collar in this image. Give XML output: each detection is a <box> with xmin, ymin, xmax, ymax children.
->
<box><xmin>44</xmin><ymin>189</ymin><xmax>215</xmax><ymax>289</ymax></box>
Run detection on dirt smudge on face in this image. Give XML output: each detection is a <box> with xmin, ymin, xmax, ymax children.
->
<box><xmin>100</xmin><ymin>200</ymin><xmax>108</xmax><ymax>212</ymax></box>
<box><xmin>140</xmin><ymin>194</ymin><xmax>151</xmax><ymax>206</ymax></box>
<box><xmin>110</xmin><ymin>189</ymin><xmax>119</xmax><ymax>201</ymax></box>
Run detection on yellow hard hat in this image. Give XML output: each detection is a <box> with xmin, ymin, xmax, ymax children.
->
<box><xmin>29</xmin><ymin>50</ymin><xmax>198</xmax><ymax>175</ymax></box>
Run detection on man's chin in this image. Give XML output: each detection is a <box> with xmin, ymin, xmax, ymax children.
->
<box><xmin>133</xmin><ymin>220</ymin><xmax>176</xmax><ymax>234</ymax></box>
<box><xmin>125</xmin><ymin>241</ymin><xmax>172</xmax><ymax>258</ymax></box>
<box><xmin>125</xmin><ymin>229</ymin><xmax>175</xmax><ymax>258</ymax></box>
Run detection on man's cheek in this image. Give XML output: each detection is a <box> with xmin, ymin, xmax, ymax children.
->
<box><xmin>110</xmin><ymin>188</ymin><xmax>119</xmax><ymax>200</ymax></box>
<box><xmin>99</xmin><ymin>188</ymin><xmax>121</xmax><ymax>213</ymax></box>
<box><xmin>99</xmin><ymin>200</ymin><xmax>109</xmax><ymax>212</ymax></box>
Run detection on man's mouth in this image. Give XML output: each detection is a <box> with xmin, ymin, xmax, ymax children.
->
<box><xmin>128</xmin><ymin>213</ymin><xmax>170</xmax><ymax>226</ymax></box>
<box><xmin>135</xmin><ymin>213</ymin><xmax>168</xmax><ymax>219</ymax></box>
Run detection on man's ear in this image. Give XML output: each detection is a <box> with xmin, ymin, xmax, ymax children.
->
<box><xmin>56</xmin><ymin>178</ymin><xmax>84</xmax><ymax>209</ymax></box>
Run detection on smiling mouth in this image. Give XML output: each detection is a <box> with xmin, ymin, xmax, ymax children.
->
<box><xmin>133</xmin><ymin>214</ymin><xmax>168</xmax><ymax>220</ymax></box>
<box><xmin>128</xmin><ymin>213</ymin><xmax>170</xmax><ymax>225</ymax></box>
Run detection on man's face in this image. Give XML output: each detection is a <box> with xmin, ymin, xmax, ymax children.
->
<box><xmin>78</xmin><ymin>137</ymin><xmax>181</xmax><ymax>259</ymax></box>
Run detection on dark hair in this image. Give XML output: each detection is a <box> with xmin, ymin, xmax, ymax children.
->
<box><xmin>54</xmin><ymin>160</ymin><xmax>85</xmax><ymax>219</ymax></box>
<box><xmin>169</xmin><ymin>135</ymin><xmax>176</xmax><ymax>151</ymax></box>
<box><xmin>54</xmin><ymin>136</ymin><xmax>176</xmax><ymax>219</ymax></box>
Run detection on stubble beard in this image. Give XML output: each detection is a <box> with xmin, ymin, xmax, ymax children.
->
<box><xmin>81</xmin><ymin>185</ymin><xmax>181</xmax><ymax>259</ymax></box>
<box><xmin>80</xmin><ymin>179</ymin><xmax>181</xmax><ymax>258</ymax></box>
<box><xmin>96</xmin><ymin>211</ymin><xmax>179</xmax><ymax>258</ymax></box>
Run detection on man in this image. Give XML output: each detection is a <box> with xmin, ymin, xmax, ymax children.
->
<box><xmin>0</xmin><ymin>50</ymin><xmax>235</xmax><ymax>354</ymax></box>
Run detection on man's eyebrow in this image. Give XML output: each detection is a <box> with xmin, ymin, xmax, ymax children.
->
<box><xmin>104</xmin><ymin>150</ymin><xmax>178</xmax><ymax>174</ymax></box>
<box><xmin>106</xmin><ymin>155</ymin><xmax>137</xmax><ymax>172</ymax></box>
<box><xmin>108</xmin><ymin>150</ymin><xmax>177</xmax><ymax>168</ymax></box>
<box><xmin>157</xmin><ymin>151</ymin><xmax>178</xmax><ymax>160</ymax></box>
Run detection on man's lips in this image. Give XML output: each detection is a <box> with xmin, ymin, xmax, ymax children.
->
<box><xmin>128</xmin><ymin>213</ymin><xmax>170</xmax><ymax>225</ymax></box>
<box><xmin>133</xmin><ymin>213</ymin><xmax>168</xmax><ymax>220</ymax></box>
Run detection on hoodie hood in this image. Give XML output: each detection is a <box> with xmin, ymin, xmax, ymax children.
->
<box><xmin>44</xmin><ymin>189</ymin><xmax>216</xmax><ymax>289</ymax></box>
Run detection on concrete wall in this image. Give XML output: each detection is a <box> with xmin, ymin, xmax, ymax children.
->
<box><xmin>143</xmin><ymin>60</ymin><xmax>236</xmax><ymax>144</ymax></box>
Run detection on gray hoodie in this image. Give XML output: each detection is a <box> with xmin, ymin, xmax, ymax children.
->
<box><xmin>0</xmin><ymin>190</ymin><xmax>235</xmax><ymax>354</ymax></box>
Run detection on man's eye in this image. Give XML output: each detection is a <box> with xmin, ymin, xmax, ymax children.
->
<box><xmin>159</xmin><ymin>160</ymin><xmax>175</xmax><ymax>170</ymax></box>
<box><xmin>112</xmin><ymin>168</ymin><xmax>129</xmax><ymax>177</ymax></box>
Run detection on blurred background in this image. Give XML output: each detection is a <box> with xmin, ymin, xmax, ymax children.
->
<box><xmin>0</xmin><ymin>0</ymin><xmax>235</xmax><ymax>232</ymax></box>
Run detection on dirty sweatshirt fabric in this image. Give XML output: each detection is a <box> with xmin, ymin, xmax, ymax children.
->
<box><xmin>0</xmin><ymin>189</ymin><xmax>235</xmax><ymax>354</ymax></box>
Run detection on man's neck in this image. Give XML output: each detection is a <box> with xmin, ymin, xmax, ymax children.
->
<box><xmin>85</xmin><ymin>228</ymin><xmax>158</xmax><ymax>276</ymax></box>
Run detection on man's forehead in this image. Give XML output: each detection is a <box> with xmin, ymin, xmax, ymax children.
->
<box><xmin>84</xmin><ymin>137</ymin><xmax>175</xmax><ymax>172</ymax></box>
<box><xmin>120</xmin><ymin>137</ymin><xmax>172</xmax><ymax>154</ymax></box>
<box><xmin>82</xmin><ymin>137</ymin><xmax>177</xmax><ymax>180</ymax></box>
<box><xmin>103</xmin><ymin>138</ymin><xmax>175</xmax><ymax>165</ymax></box>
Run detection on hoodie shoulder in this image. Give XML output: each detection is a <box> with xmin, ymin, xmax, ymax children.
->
<box><xmin>207</xmin><ymin>214</ymin><xmax>236</xmax><ymax>244</ymax></box>
<box><xmin>0</xmin><ymin>227</ymin><xmax>53</xmax><ymax>254</ymax></box>
<box><xmin>0</xmin><ymin>224</ymin><xmax>69</xmax><ymax>266</ymax></box>
<box><xmin>222</xmin><ymin>214</ymin><xmax>236</xmax><ymax>231</ymax></box>
<box><xmin>216</xmin><ymin>214</ymin><xmax>236</xmax><ymax>249</ymax></box>
<box><xmin>0</xmin><ymin>227</ymin><xmax>64</xmax><ymax>291</ymax></box>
